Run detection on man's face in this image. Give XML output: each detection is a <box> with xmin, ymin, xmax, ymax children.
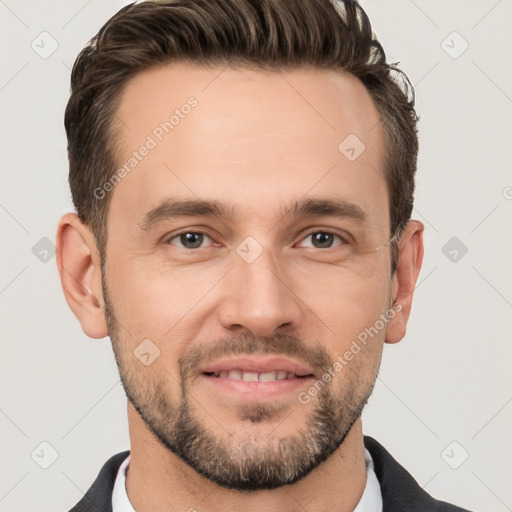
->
<box><xmin>103</xmin><ymin>63</ymin><xmax>393</xmax><ymax>490</ymax></box>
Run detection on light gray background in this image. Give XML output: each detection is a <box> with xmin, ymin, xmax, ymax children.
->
<box><xmin>1</xmin><ymin>1</ymin><xmax>511</xmax><ymax>511</ymax></box>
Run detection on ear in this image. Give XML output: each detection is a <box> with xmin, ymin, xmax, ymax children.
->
<box><xmin>385</xmin><ymin>220</ymin><xmax>424</xmax><ymax>344</ymax></box>
<box><xmin>56</xmin><ymin>213</ymin><xmax>108</xmax><ymax>339</ymax></box>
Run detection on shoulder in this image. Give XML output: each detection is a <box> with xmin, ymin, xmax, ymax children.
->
<box><xmin>67</xmin><ymin>450</ymin><xmax>130</xmax><ymax>512</ymax></box>
<box><xmin>364</xmin><ymin>436</ymin><xmax>473</xmax><ymax>512</ymax></box>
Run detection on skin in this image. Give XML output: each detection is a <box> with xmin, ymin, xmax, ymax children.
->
<box><xmin>57</xmin><ymin>63</ymin><xmax>424</xmax><ymax>512</ymax></box>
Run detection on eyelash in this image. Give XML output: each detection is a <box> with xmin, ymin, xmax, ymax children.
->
<box><xmin>165</xmin><ymin>229</ymin><xmax>349</xmax><ymax>251</ymax></box>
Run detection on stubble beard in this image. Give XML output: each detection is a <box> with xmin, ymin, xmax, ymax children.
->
<box><xmin>101</xmin><ymin>270</ymin><xmax>381</xmax><ymax>491</ymax></box>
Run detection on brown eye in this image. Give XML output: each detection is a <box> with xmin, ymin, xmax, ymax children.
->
<box><xmin>168</xmin><ymin>232</ymin><xmax>212</xmax><ymax>249</ymax></box>
<box><xmin>298</xmin><ymin>231</ymin><xmax>346</xmax><ymax>249</ymax></box>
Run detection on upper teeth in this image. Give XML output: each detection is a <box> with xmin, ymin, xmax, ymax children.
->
<box><xmin>213</xmin><ymin>370</ymin><xmax>297</xmax><ymax>381</ymax></box>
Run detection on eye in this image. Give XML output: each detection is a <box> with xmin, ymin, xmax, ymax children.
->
<box><xmin>296</xmin><ymin>230</ymin><xmax>347</xmax><ymax>249</ymax></box>
<box><xmin>165</xmin><ymin>229</ymin><xmax>348</xmax><ymax>251</ymax></box>
<box><xmin>167</xmin><ymin>231</ymin><xmax>214</xmax><ymax>249</ymax></box>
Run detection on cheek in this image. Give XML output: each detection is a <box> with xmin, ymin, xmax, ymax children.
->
<box><xmin>106</xmin><ymin>245</ymin><xmax>390</xmax><ymax>348</ymax></box>
<box><xmin>105</xmin><ymin>256</ymin><xmax>226</xmax><ymax>343</ymax></box>
<box><xmin>291</xmin><ymin>263</ymin><xmax>390</xmax><ymax>347</ymax></box>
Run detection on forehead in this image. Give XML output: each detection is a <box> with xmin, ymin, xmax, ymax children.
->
<box><xmin>109</xmin><ymin>62</ymin><xmax>388</xmax><ymax>232</ymax></box>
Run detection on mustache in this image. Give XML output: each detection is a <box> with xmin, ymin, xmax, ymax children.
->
<box><xmin>179</xmin><ymin>332</ymin><xmax>333</xmax><ymax>379</ymax></box>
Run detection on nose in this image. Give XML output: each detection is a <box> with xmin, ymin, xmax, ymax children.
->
<box><xmin>216</xmin><ymin>244</ymin><xmax>304</xmax><ymax>338</ymax></box>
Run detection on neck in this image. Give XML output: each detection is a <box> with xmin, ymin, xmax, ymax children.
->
<box><xmin>125</xmin><ymin>403</ymin><xmax>367</xmax><ymax>512</ymax></box>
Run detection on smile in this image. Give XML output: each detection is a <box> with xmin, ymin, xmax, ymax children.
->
<box><xmin>203</xmin><ymin>370</ymin><xmax>311</xmax><ymax>381</ymax></box>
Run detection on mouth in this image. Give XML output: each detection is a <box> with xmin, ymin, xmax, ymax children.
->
<box><xmin>197</xmin><ymin>356</ymin><xmax>315</xmax><ymax>398</ymax></box>
<box><xmin>203</xmin><ymin>369</ymin><xmax>312</xmax><ymax>381</ymax></box>
<box><xmin>199</xmin><ymin>355</ymin><xmax>314</xmax><ymax>379</ymax></box>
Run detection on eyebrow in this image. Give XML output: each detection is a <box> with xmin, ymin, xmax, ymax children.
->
<box><xmin>282</xmin><ymin>197</ymin><xmax>366</xmax><ymax>223</ymax></box>
<box><xmin>139</xmin><ymin>198</ymin><xmax>239</xmax><ymax>231</ymax></box>
<box><xmin>139</xmin><ymin>196</ymin><xmax>367</xmax><ymax>231</ymax></box>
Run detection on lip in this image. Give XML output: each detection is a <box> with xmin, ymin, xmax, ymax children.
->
<box><xmin>197</xmin><ymin>355</ymin><xmax>316</xmax><ymax>400</ymax></box>
<box><xmin>199</xmin><ymin>372</ymin><xmax>315</xmax><ymax>398</ymax></box>
<box><xmin>199</xmin><ymin>355</ymin><xmax>315</xmax><ymax>377</ymax></box>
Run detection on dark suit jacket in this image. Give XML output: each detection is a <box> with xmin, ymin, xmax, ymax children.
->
<box><xmin>68</xmin><ymin>435</ymin><xmax>473</xmax><ymax>511</ymax></box>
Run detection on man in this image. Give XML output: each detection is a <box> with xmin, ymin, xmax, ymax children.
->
<box><xmin>57</xmin><ymin>0</ymin><xmax>471</xmax><ymax>510</ymax></box>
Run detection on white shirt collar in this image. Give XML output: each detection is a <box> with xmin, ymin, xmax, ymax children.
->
<box><xmin>111</xmin><ymin>453</ymin><xmax>135</xmax><ymax>512</ymax></box>
<box><xmin>354</xmin><ymin>447</ymin><xmax>383</xmax><ymax>512</ymax></box>
<box><xmin>112</xmin><ymin>448</ymin><xmax>382</xmax><ymax>512</ymax></box>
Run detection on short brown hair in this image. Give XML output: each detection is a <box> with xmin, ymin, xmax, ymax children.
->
<box><xmin>64</xmin><ymin>0</ymin><xmax>419</xmax><ymax>274</ymax></box>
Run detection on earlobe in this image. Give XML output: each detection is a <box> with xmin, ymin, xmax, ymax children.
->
<box><xmin>385</xmin><ymin>220</ymin><xmax>424</xmax><ymax>344</ymax></box>
<box><xmin>56</xmin><ymin>213</ymin><xmax>108</xmax><ymax>339</ymax></box>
